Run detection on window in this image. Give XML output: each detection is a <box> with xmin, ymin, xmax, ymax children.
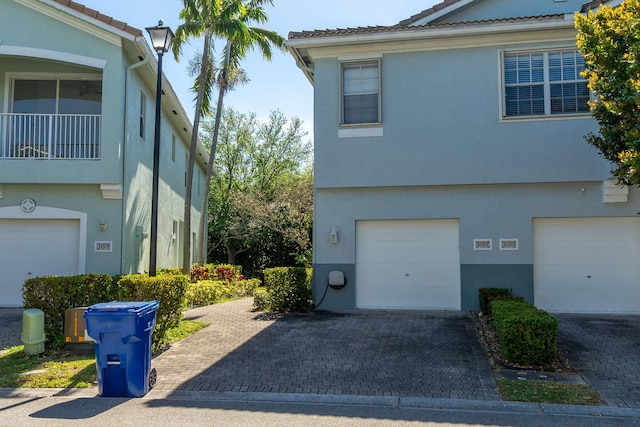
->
<box><xmin>341</xmin><ymin>61</ymin><xmax>380</xmax><ymax>125</ymax></box>
<box><xmin>503</xmin><ymin>50</ymin><xmax>589</xmax><ymax>117</ymax></box>
<box><xmin>171</xmin><ymin>134</ymin><xmax>176</xmax><ymax>162</ymax></box>
<box><xmin>6</xmin><ymin>77</ymin><xmax>102</xmax><ymax>159</ymax></box>
<box><xmin>139</xmin><ymin>92</ymin><xmax>146</xmax><ymax>139</ymax></box>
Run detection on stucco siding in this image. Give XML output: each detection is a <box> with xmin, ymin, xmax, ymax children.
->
<box><xmin>314</xmin><ymin>43</ymin><xmax>606</xmax><ymax>189</ymax></box>
<box><xmin>313</xmin><ymin>182</ymin><xmax>640</xmax><ymax>310</ymax></box>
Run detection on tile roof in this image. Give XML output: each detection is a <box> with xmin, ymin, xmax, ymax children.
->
<box><xmin>398</xmin><ymin>0</ymin><xmax>465</xmax><ymax>26</ymax></box>
<box><xmin>51</xmin><ymin>0</ymin><xmax>143</xmax><ymax>37</ymax></box>
<box><xmin>398</xmin><ymin>0</ymin><xmax>614</xmax><ymax>27</ymax></box>
<box><xmin>288</xmin><ymin>14</ymin><xmax>566</xmax><ymax>40</ymax></box>
<box><xmin>580</xmin><ymin>0</ymin><xmax>613</xmax><ymax>12</ymax></box>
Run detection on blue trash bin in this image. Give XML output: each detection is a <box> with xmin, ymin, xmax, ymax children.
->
<box><xmin>84</xmin><ymin>301</ymin><xmax>159</xmax><ymax>397</ymax></box>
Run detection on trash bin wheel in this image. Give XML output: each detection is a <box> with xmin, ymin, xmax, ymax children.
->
<box><xmin>149</xmin><ymin>367</ymin><xmax>157</xmax><ymax>389</ymax></box>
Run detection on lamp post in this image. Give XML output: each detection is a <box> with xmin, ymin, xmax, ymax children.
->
<box><xmin>146</xmin><ymin>20</ymin><xmax>175</xmax><ymax>277</ymax></box>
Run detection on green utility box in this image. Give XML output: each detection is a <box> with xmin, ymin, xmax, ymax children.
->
<box><xmin>22</xmin><ymin>309</ymin><xmax>45</xmax><ymax>355</ymax></box>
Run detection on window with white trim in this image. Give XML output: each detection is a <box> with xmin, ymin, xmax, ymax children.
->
<box><xmin>341</xmin><ymin>61</ymin><xmax>380</xmax><ymax>125</ymax></box>
<box><xmin>503</xmin><ymin>50</ymin><xmax>589</xmax><ymax>117</ymax></box>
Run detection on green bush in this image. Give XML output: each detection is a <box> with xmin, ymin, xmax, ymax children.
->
<box><xmin>22</xmin><ymin>274</ymin><xmax>118</xmax><ymax>349</ymax></box>
<box><xmin>253</xmin><ymin>287</ymin><xmax>269</xmax><ymax>311</ymax></box>
<box><xmin>117</xmin><ymin>274</ymin><xmax>188</xmax><ymax>352</ymax></box>
<box><xmin>260</xmin><ymin>267</ymin><xmax>312</xmax><ymax>313</ymax></box>
<box><xmin>189</xmin><ymin>263</ymin><xmax>243</xmax><ymax>283</ymax></box>
<box><xmin>491</xmin><ymin>299</ymin><xmax>559</xmax><ymax>365</ymax></box>
<box><xmin>479</xmin><ymin>288</ymin><xmax>512</xmax><ymax>315</ymax></box>
<box><xmin>185</xmin><ymin>278</ymin><xmax>260</xmax><ymax>308</ymax></box>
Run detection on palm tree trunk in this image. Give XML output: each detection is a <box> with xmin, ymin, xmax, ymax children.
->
<box><xmin>182</xmin><ymin>26</ymin><xmax>212</xmax><ymax>273</ymax></box>
<box><xmin>197</xmin><ymin>40</ymin><xmax>231</xmax><ymax>264</ymax></box>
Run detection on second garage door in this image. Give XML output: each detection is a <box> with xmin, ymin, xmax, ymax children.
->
<box><xmin>533</xmin><ymin>217</ymin><xmax>640</xmax><ymax>313</ymax></box>
<box><xmin>356</xmin><ymin>219</ymin><xmax>461</xmax><ymax>310</ymax></box>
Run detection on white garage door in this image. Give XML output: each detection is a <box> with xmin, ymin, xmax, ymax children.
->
<box><xmin>356</xmin><ymin>219</ymin><xmax>461</xmax><ymax>310</ymax></box>
<box><xmin>534</xmin><ymin>217</ymin><xmax>640</xmax><ymax>313</ymax></box>
<box><xmin>0</xmin><ymin>219</ymin><xmax>80</xmax><ymax>306</ymax></box>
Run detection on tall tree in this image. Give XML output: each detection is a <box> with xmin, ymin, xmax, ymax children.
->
<box><xmin>173</xmin><ymin>0</ymin><xmax>284</xmax><ymax>272</ymax></box>
<box><xmin>575</xmin><ymin>0</ymin><xmax>640</xmax><ymax>185</ymax></box>
<box><xmin>202</xmin><ymin>108</ymin><xmax>311</xmax><ymax>267</ymax></box>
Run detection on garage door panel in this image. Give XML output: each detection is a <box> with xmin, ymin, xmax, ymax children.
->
<box><xmin>356</xmin><ymin>219</ymin><xmax>461</xmax><ymax>310</ymax></box>
<box><xmin>536</xmin><ymin>288</ymin><xmax>640</xmax><ymax>313</ymax></box>
<box><xmin>0</xmin><ymin>219</ymin><xmax>80</xmax><ymax>306</ymax></box>
<box><xmin>534</xmin><ymin>218</ymin><xmax>640</xmax><ymax>313</ymax></box>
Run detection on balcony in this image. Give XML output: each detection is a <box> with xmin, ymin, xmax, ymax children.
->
<box><xmin>0</xmin><ymin>113</ymin><xmax>101</xmax><ymax>159</ymax></box>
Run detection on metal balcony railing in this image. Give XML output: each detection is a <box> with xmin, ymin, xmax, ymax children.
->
<box><xmin>0</xmin><ymin>113</ymin><xmax>101</xmax><ymax>159</ymax></box>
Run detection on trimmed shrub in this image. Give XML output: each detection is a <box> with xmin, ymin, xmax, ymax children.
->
<box><xmin>253</xmin><ymin>287</ymin><xmax>269</xmax><ymax>311</ymax></box>
<box><xmin>117</xmin><ymin>274</ymin><xmax>188</xmax><ymax>352</ymax></box>
<box><xmin>491</xmin><ymin>299</ymin><xmax>559</xmax><ymax>365</ymax></box>
<box><xmin>185</xmin><ymin>278</ymin><xmax>260</xmax><ymax>308</ymax></box>
<box><xmin>22</xmin><ymin>274</ymin><xmax>118</xmax><ymax>348</ymax></box>
<box><xmin>479</xmin><ymin>288</ymin><xmax>512</xmax><ymax>315</ymax></box>
<box><xmin>260</xmin><ymin>267</ymin><xmax>312</xmax><ymax>313</ymax></box>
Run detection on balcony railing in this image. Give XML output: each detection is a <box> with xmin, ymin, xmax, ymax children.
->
<box><xmin>0</xmin><ymin>113</ymin><xmax>101</xmax><ymax>159</ymax></box>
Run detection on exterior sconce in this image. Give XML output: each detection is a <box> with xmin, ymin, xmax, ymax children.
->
<box><xmin>100</xmin><ymin>221</ymin><xmax>107</xmax><ymax>231</ymax></box>
<box><xmin>330</xmin><ymin>226</ymin><xmax>338</xmax><ymax>244</ymax></box>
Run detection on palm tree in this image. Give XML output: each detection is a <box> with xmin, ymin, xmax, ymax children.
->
<box><xmin>173</xmin><ymin>0</ymin><xmax>284</xmax><ymax>272</ymax></box>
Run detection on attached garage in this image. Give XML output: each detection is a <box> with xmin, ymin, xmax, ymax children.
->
<box><xmin>533</xmin><ymin>217</ymin><xmax>640</xmax><ymax>313</ymax></box>
<box><xmin>355</xmin><ymin>219</ymin><xmax>461</xmax><ymax>310</ymax></box>
<box><xmin>0</xmin><ymin>219</ymin><xmax>81</xmax><ymax>306</ymax></box>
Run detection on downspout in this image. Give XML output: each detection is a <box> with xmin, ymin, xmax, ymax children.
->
<box><xmin>120</xmin><ymin>53</ymin><xmax>150</xmax><ymax>274</ymax></box>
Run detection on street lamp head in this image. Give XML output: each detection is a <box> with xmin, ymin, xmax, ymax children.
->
<box><xmin>145</xmin><ymin>20</ymin><xmax>175</xmax><ymax>54</ymax></box>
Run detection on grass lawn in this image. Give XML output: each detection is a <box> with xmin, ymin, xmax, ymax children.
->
<box><xmin>496</xmin><ymin>378</ymin><xmax>605</xmax><ymax>405</ymax></box>
<box><xmin>0</xmin><ymin>320</ymin><xmax>209</xmax><ymax>389</ymax></box>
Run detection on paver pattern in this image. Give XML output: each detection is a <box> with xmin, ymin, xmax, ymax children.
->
<box><xmin>151</xmin><ymin>298</ymin><xmax>499</xmax><ymax>400</ymax></box>
<box><xmin>4</xmin><ymin>301</ymin><xmax>640</xmax><ymax>409</ymax></box>
<box><xmin>557</xmin><ymin>314</ymin><xmax>640</xmax><ymax>408</ymax></box>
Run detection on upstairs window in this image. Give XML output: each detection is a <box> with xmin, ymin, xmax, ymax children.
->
<box><xmin>503</xmin><ymin>50</ymin><xmax>590</xmax><ymax>118</ymax></box>
<box><xmin>341</xmin><ymin>61</ymin><xmax>380</xmax><ymax>125</ymax></box>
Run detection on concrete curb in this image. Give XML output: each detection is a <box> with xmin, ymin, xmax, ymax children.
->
<box><xmin>3</xmin><ymin>388</ymin><xmax>640</xmax><ymax>420</ymax></box>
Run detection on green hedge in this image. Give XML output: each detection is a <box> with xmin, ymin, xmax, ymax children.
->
<box><xmin>479</xmin><ymin>288</ymin><xmax>512</xmax><ymax>315</ymax></box>
<box><xmin>22</xmin><ymin>274</ymin><xmax>118</xmax><ymax>348</ymax></box>
<box><xmin>186</xmin><ymin>279</ymin><xmax>260</xmax><ymax>308</ymax></box>
<box><xmin>117</xmin><ymin>274</ymin><xmax>188</xmax><ymax>352</ymax></box>
<box><xmin>491</xmin><ymin>299</ymin><xmax>559</xmax><ymax>365</ymax></box>
<box><xmin>258</xmin><ymin>267</ymin><xmax>312</xmax><ymax>313</ymax></box>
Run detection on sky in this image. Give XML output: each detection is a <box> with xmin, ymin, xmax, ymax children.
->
<box><xmin>78</xmin><ymin>0</ymin><xmax>439</xmax><ymax>137</ymax></box>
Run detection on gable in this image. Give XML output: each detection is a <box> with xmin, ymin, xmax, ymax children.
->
<box><xmin>402</xmin><ymin>0</ymin><xmax>616</xmax><ymax>26</ymax></box>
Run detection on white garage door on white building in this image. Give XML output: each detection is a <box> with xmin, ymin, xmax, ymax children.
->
<box><xmin>0</xmin><ymin>219</ymin><xmax>81</xmax><ymax>306</ymax></box>
<box><xmin>355</xmin><ymin>219</ymin><xmax>461</xmax><ymax>310</ymax></box>
<box><xmin>533</xmin><ymin>217</ymin><xmax>640</xmax><ymax>313</ymax></box>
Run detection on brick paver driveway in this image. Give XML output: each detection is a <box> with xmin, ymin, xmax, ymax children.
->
<box><xmin>151</xmin><ymin>298</ymin><xmax>499</xmax><ymax>400</ymax></box>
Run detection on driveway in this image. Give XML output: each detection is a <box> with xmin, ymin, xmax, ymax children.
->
<box><xmin>3</xmin><ymin>300</ymin><xmax>640</xmax><ymax>408</ymax></box>
<box><xmin>557</xmin><ymin>314</ymin><xmax>640</xmax><ymax>409</ymax></box>
<box><xmin>151</xmin><ymin>298</ymin><xmax>499</xmax><ymax>400</ymax></box>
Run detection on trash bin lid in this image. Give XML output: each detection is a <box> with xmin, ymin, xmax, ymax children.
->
<box><xmin>86</xmin><ymin>300</ymin><xmax>159</xmax><ymax>315</ymax></box>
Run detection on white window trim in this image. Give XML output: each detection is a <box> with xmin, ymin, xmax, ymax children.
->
<box><xmin>474</xmin><ymin>239</ymin><xmax>493</xmax><ymax>251</ymax></box>
<box><xmin>339</xmin><ymin>57</ymin><xmax>383</xmax><ymax>133</ymax></box>
<box><xmin>499</xmin><ymin>239</ymin><xmax>519</xmax><ymax>251</ymax></box>
<box><xmin>498</xmin><ymin>48</ymin><xmax>593</xmax><ymax>122</ymax></box>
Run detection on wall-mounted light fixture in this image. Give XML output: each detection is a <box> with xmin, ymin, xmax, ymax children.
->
<box><xmin>330</xmin><ymin>226</ymin><xmax>338</xmax><ymax>244</ymax></box>
<box><xmin>100</xmin><ymin>221</ymin><xmax>107</xmax><ymax>232</ymax></box>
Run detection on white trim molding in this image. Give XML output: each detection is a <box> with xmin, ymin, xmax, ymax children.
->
<box><xmin>0</xmin><ymin>46</ymin><xmax>107</xmax><ymax>69</ymax></box>
<box><xmin>602</xmin><ymin>179</ymin><xmax>629</xmax><ymax>203</ymax></box>
<box><xmin>100</xmin><ymin>184</ymin><xmax>123</xmax><ymax>200</ymax></box>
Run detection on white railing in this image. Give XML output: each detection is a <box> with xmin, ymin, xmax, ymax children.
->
<box><xmin>0</xmin><ymin>113</ymin><xmax>101</xmax><ymax>159</ymax></box>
